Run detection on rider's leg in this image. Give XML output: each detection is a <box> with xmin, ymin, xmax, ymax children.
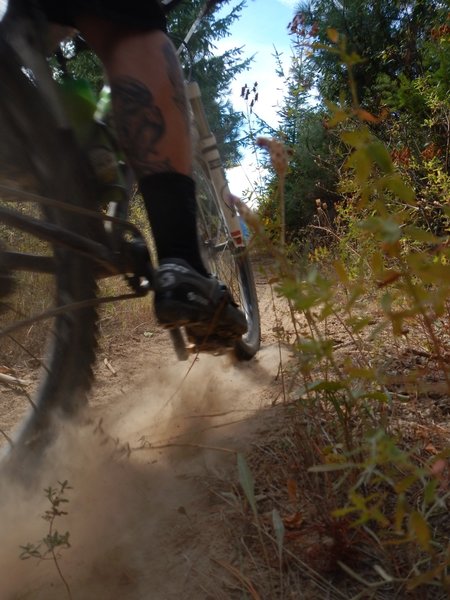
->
<box><xmin>75</xmin><ymin>16</ymin><xmax>208</xmax><ymax>276</ymax></box>
<box><xmin>73</xmin><ymin>15</ymin><xmax>246</xmax><ymax>337</ymax></box>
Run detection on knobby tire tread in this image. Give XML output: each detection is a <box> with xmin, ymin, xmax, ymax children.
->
<box><xmin>0</xmin><ymin>36</ymin><xmax>100</xmax><ymax>463</ymax></box>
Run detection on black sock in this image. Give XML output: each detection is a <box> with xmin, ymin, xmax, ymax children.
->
<box><xmin>139</xmin><ymin>172</ymin><xmax>208</xmax><ymax>277</ymax></box>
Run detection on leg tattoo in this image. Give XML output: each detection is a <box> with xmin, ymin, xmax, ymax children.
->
<box><xmin>110</xmin><ymin>76</ymin><xmax>173</xmax><ymax>177</ymax></box>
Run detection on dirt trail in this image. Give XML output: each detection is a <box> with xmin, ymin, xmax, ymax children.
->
<box><xmin>1</xmin><ymin>265</ymin><xmax>294</xmax><ymax>599</ymax></box>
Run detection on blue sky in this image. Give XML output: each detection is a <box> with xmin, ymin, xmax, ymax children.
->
<box><xmin>218</xmin><ymin>0</ymin><xmax>299</xmax><ymax>125</ymax></box>
<box><xmin>215</xmin><ymin>0</ymin><xmax>300</xmax><ymax>197</ymax></box>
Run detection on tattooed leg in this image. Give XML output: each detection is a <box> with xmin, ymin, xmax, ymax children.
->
<box><xmin>110</xmin><ymin>76</ymin><xmax>173</xmax><ymax>176</ymax></box>
<box><xmin>71</xmin><ymin>16</ymin><xmax>212</xmax><ymax>277</ymax></box>
<box><xmin>74</xmin><ymin>18</ymin><xmax>192</xmax><ymax>178</ymax></box>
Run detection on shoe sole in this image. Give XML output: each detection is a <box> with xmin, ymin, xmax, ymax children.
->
<box><xmin>155</xmin><ymin>299</ymin><xmax>247</xmax><ymax>338</ymax></box>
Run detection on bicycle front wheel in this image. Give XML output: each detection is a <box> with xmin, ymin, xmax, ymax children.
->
<box><xmin>0</xmin><ymin>39</ymin><xmax>101</xmax><ymax>462</ymax></box>
<box><xmin>195</xmin><ymin>168</ymin><xmax>260</xmax><ymax>360</ymax></box>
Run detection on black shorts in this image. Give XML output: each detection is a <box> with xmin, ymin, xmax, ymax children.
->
<box><xmin>38</xmin><ymin>0</ymin><xmax>167</xmax><ymax>32</ymax></box>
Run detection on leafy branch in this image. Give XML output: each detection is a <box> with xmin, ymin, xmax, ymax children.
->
<box><xmin>20</xmin><ymin>480</ymin><xmax>73</xmax><ymax>600</ymax></box>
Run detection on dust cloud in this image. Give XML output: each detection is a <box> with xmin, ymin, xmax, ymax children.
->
<box><xmin>0</xmin><ymin>346</ymin><xmax>285</xmax><ymax>600</ymax></box>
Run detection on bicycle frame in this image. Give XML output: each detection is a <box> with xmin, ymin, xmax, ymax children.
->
<box><xmin>188</xmin><ymin>81</ymin><xmax>247</xmax><ymax>250</ymax></box>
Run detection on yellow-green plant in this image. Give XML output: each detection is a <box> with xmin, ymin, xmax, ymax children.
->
<box><xmin>240</xmin><ymin>26</ymin><xmax>450</xmax><ymax>596</ymax></box>
<box><xmin>20</xmin><ymin>480</ymin><xmax>73</xmax><ymax>600</ymax></box>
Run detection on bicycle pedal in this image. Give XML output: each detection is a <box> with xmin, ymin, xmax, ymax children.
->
<box><xmin>186</xmin><ymin>333</ymin><xmax>236</xmax><ymax>355</ymax></box>
<box><xmin>188</xmin><ymin>343</ymin><xmax>231</xmax><ymax>356</ymax></box>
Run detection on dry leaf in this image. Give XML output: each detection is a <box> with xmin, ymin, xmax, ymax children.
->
<box><xmin>287</xmin><ymin>478</ymin><xmax>298</xmax><ymax>504</ymax></box>
<box><xmin>355</xmin><ymin>108</ymin><xmax>379</xmax><ymax>123</ymax></box>
<box><xmin>424</xmin><ymin>442</ymin><xmax>439</xmax><ymax>455</ymax></box>
<box><xmin>327</xmin><ymin>27</ymin><xmax>339</xmax><ymax>43</ymax></box>
<box><xmin>430</xmin><ymin>458</ymin><xmax>447</xmax><ymax>475</ymax></box>
<box><xmin>283</xmin><ymin>511</ymin><xmax>303</xmax><ymax>529</ymax></box>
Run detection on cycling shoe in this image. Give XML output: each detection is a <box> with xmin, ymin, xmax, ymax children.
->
<box><xmin>154</xmin><ymin>258</ymin><xmax>247</xmax><ymax>343</ymax></box>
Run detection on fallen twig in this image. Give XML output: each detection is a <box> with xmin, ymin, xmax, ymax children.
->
<box><xmin>212</xmin><ymin>558</ymin><xmax>262</xmax><ymax>600</ymax></box>
<box><xmin>0</xmin><ymin>372</ymin><xmax>30</xmax><ymax>386</ymax></box>
<box><xmin>103</xmin><ymin>357</ymin><xmax>117</xmax><ymax>376</ymax></box>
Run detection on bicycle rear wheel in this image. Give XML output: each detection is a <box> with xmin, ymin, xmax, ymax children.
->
<box><xmin>195</xmin><ymin>167</ymin><xmax>260</xmax><ymax>360</ymax></box>
<box><xmin>0</xmin><ymin>39</ymin><xmax>101</xmax><ymax>463</ymax></box>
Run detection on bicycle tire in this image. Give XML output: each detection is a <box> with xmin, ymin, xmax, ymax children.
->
<box><xmin>0</xmin><ymin>38</ymin><xmax>101</xmax><ymax>462</ymax></box>
<box><xmin>194</xmin><ymin>166</ymin><xmax>260</xmax><ymax>360</ymax></box>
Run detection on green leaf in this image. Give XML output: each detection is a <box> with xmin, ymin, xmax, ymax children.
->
<box><xmin>409</xmin><ymin>510</ymin><xmax>431</xmax><ymax>551</ymax></box>
<box><xmin>344</xmin><ymin>365</ymin><xmax>375</xmax><ymax>379</ymax></box>
<box><xmin>380</xmin><ymin>291</ymin><xmax>393</xmax><ymax>313</ymax></box>
<box><xmin>407</xmin><ymin>564</ymin><xmax>446</xmax><ymax>590</ymax></box>
<box><xmin>333</xmin><ymin>260</ymin><xmax>349</xmax><ymax>284</ymax></box>
<box><xmin>237</xmin><ymin>453</ymin><xmax>257</xmax><ymax>515</ymax></box>
<box><xmin>403</xmin><ymin>226</ymin><xmax>442</xmax><ymax>244</ymax></box>
<box><xmin>366</xmin><ymin>141</ymin><xmax>393</xmax><ymax>174</ymax></box>
<box><xmin>359</xmin><ymin>391</ymin><xmax>390</xmax><ymax>402</ymax></box>
<box><xmin>345</xmin><ymin>148</ymin><xmax>372</xmax><ymax>183</ymax></box>
<box><xmin>307</xmin><ymin>380</ymin><xmax>346</xmax><ymax>392</ymax></box>
<box><xmin>341</xmin><ymin>129</ymin><xmax>369</xmax><ymax>149</ymax></box>
<box><xmin>382</xmin><ymin>175</ymin><xmax>416</xmax><ymax>204</ymax></box>
<box><xmin>308</xmin><ymin>462</ymin><xmax>355</xmax><ymax>472</ymax></box>
<box><xmin>423</xmin><ymin>479</ymin><xmax>438</xmax><ymax>507</ymax></box>
<box><xmin>360</xmin><ymin>216</ymin><xmax>402</xmax><ymax>244</ymax></box>
<box><xmin>327</xmin><ymin>109</ymin><xmax>349</xmax><ymax>127</ymax></box>
<box><xmin>394</xmin><ymin>494</ymin><xmax>408</xmax><ymax>533</ymax></box>
<box><xmin>380</xmin><ymin>219</ymin><xmax>402</xmax><ymax>244</ymax></box>
<box><xmin>324</xmin><ymin>99</ymin><xmax>349</xmax><ymax>126</ymax></box>
<box><xmin>346</xmin><ymin>51</ymin><xmax>365</xmax><ymax>66</ymax></box>
<box><xmin>394</xmin><ymin>474</ymin><xmax>417</xmax><ymax>494</ymax></box>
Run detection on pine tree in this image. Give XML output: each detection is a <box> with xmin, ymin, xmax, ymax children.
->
<box><xmin>297</xmin><ymin>0</ymin><xmax>444</xmax><ymax>108</ymax></box>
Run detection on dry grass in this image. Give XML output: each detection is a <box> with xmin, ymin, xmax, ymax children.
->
<box><xmin>210</xmin><ymin>282</ymin><xmax>450</xmax><ymax>599</ymax></box>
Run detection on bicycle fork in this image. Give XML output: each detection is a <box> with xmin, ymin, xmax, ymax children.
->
<box><xmin>187</xmin><ymin>81</ymin><xmax>246</xmax><ymax>248</ymax></box>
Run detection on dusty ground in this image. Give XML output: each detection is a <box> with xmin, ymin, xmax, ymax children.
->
<box><xmin>0</xmin><ymin>262</ymin><xmax>302</xmax><ymax>600</ymax></box>
<box><xmin>3</xmin><ymin>260</ymin><xmax>450</xmax><ymax>600</ymax></box>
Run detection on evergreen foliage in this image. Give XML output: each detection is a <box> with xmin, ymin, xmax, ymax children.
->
<box><xmin>261</xmin><ymin>0</ymin><xmax>450</xmax><ymax>241</ymax></box>
<box><xmin>298</xmin><ymin>0</ymin><xmax>444</xmax><ymax>106</ymax></box>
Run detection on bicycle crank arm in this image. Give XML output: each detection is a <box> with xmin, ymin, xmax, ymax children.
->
<box><xmin>0</xmin><ymin>250</ymin><xmax>55</xmax><ymax>273</ymax></box>
<box><xmin>0</xmin><ymin>205</ymin><xmax>116</xmax><ymax>272</ymax></box>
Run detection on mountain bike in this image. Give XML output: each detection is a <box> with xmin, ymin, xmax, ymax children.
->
<box><xmin>0</xmin><ymin>0</ymin><xmax>260</xmax><ymax>458</ymax></box>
